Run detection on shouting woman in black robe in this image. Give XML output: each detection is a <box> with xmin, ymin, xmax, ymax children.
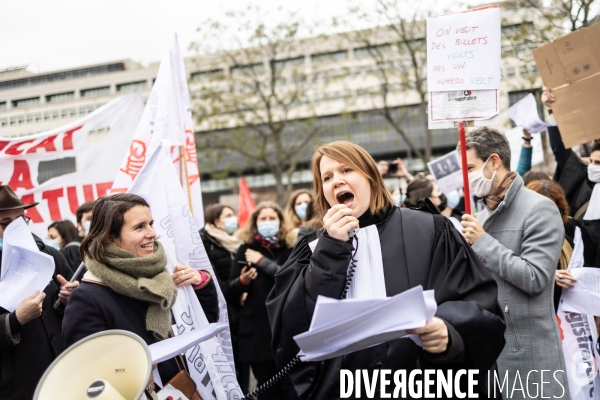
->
<box><xmin>266</xmin><ymin>141</ymin><xmax>506</xmax><ymax>399</ymax></box>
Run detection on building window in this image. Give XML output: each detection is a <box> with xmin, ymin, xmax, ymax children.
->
<box><xmin>501</xmin><ymin>46</ymin><xmax>514</xmax><ymax>58</ymax></box>
<box><xmin>530</xmin><ymin>65</ymin><xmax>539</xmax><ymax>76</ymax></box>
<box><xmin>46</xmin><ymin>92</ymin><xmax>75</xmax><ymax>103</ymax></box>
<box><xmin>505</xmin><ymin>67</ymin><xmax>516</xmax><ymax>78</ymax></box>
<box><xmin>0</xmin><ymin>62</ymin><xmax>125</xmax><ymax>92</ymax></box>
<box><xmin>354</xmin><ymin>44</ymin><xmax>394</xmax><ymax>59</ymax></box>
<box><xmin>0</xmin><ymin>118</ymin><xmax>7</xmax><ymax>127</ymax></box>
<box><xmin>501</xmin><ymin>22</ymin><xmax>534</xmax><ymax>36</ymax></box>
<box><xmin>230</xmin><ymin>63</ymin><xmax>264</xmax><ymax>76</ymax></box>
<box><xmin>273</xmin><ymin>56</ymin><xmax>305</xmax><ymax>69</ymax></box>
<box><xmin>12</xmin><ymin>97</ymin><xmax>40</xmax><ymax>108</ymax></box>
<box><xmin>191</xmin><ymin>69</ymin><xmax>225</xmax><ymax>81</ymax></box>
<box><xmin>81</xmin><ymin>86</ymin><xmax>111</xmax><ymax>97</ymax></box>
<box><xmin>0</xmin><ymin>102</ymin><xmax>6</xmax><ymax>111</ymax></box>
<box><xmin>116</xmin><ymin>80</ymin><xmax>147</xmax><ymax>92</ymax></box>
<box><xmin>519</xmin><ymin>65</ymin><xmax>529</xmax><ymax>77</ymax></box>
<box><xmin>311</xmin><ymin>50</ymin><xmax>348</xmax><ymax>64</ymax></box>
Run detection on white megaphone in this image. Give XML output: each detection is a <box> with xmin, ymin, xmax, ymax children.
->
<box><xmin>34</xmin><ymin>330</ymin><xmax>152</xmax><ymax>400</ymax></box>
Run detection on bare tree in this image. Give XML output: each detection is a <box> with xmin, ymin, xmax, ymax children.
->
<box><xmin>190</xmin><ymin>7</ymin><xmax>327</xmax><ymax>204</ymax></box>
<box><xmin>337</xmin><ymin>0</ymin><xmax>434</xmax><ymax>163</ymax></box>
<box><xmin>525</xmin><ymin>0</ymin><xmax>599</xmax><ymax>32</ymax></box>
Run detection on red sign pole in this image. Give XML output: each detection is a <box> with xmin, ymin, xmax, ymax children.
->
<box><xmin>458</xmin><ymin>121</ymin><xmax>471</xmax><ymax>215</ymax></box>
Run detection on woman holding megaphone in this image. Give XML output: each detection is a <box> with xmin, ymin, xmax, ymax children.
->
<box><xmin>62</xmin><ymin>194</ymin><xmax>219</xmax><ymax>390</ymax></box>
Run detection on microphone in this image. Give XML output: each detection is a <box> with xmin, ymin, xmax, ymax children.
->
<box><xmin>54</xmin><ymin>262</ymin><xmax>86</xmax><ymax>310</ymax></box>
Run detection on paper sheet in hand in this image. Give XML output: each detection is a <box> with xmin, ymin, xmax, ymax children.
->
<box><xmin>506</xmin><ymin>93</ymin><xmax>554</xmax><ymax>134</ymax></box>
<box><xmin>295</xmin><ymin>286</ymin><xmax>437</xmax><ymax>362</ymax></box>
<box><xmin>1</xmin><ymin>217</ymin><xmax>39</xmax><ymax>280</ymax></box>
<box><xmin>0</xmin><ymin>247</ymin><xmax>54</xmax><ymax>312</ymax></box>
<box><xmin>149</xmin><ymin>323</ymin><xmax>228</xmax><ymax>363</ymax></box>
<box><xmin>561</xmin><ymin>268</ymin><xmax>600</xmax><ymax>316</ymax></box>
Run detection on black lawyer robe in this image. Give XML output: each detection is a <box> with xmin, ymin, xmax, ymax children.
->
<box><xmin>266</xmin><ymin>206</ymin><xmax>506</xmax><ymax>399</ymax></box>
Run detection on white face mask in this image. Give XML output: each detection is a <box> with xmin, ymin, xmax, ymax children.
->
<box><xmin>468</xmin><ymin>157</ymin><xmax>496</xmax><ymax>198</ymax></box>
<box><xmin>588</xmin><ymin>164</ymin><xmax>600</xmax><ymax>183</ymax></box>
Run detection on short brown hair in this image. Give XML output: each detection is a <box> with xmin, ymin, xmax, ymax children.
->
<box><xmin>76</xmin><ymin>201</ymin><xmax>95</xmax><ymax>224</ymax></box>
<box><xmin>81</xmin><ymin>194</ymin><xmax>150</xmax><ymax>264</ymax></box>
<box><xmin>237</xmin><ymin>201</ymin><xmax>288</xmax><ymax>245</ymax></box>
<box><xmin>522</xmin><ymin>171</ymin><xmax>551</xmax><ymax>186</ymax></box>
<box><xmin>284</xmin><ymin>189</ymin><xmax>315</xmax><ymax>229</ymax></box>
<box><xmin>204</xmin><ymin>204</ymin><xmax>234</xmax><ymax>226</ymax></box>
<box><xmin>48</xmin><ymin>220</ymin><xmax>78</xmax><ymax>249</ymax></box>
<box><xmin>403</xmin><ymin>178</ymin><xmax>434</xmax><ymax>208</ymax></box>
<box><xmin>311</xmin><ymin>141</ymin><xmax>393</xmax><ymax>218</ymax></box>
<box><xmin>526</xmin><ymin>180</ymin><xmax>569</xmax><ymax>223</ymax></box>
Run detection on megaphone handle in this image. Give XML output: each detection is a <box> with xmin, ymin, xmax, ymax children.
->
<box><xmin>53</xmin><ymin>262</ymin><xmax>86</xmax><ymax>310</ymax></box>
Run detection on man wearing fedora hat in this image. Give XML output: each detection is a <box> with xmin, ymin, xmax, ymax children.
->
<box><xmin>0</xmin><ymin>185</ymin><xmax>79</xmax><ymax>400</ymax></box>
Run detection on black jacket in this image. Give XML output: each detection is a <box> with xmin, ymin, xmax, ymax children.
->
<box><xmin>62</xmin><ymin>276</ymin><xmax>219</xmax><ymax>384</ymax></box>
<box><xmin>267</xmin><ymin>207</ymin><xmax>506</xmax><ymax>399</ymax></box>
<box><xmin>199</xmin><ymin>228</ymin><xmax>236</xmax><ymax>285</ymax></box>
<box><xmin>549</xmin><ymin>125</ymin><xmax>595</xmax><ymax>216</ymax></box>
<box><xmin>0</xmin><ymin>235</ymin><xmax>73</xmax><ymax>400</ymax></box>
<box><xmin>60</xmin><ymin>241</ymin><xmax>82</xmax><ymax>274</ymax></box>
<box><xmin>228</xmin><ymin>240</ymin><xmax>292</xmax><ymax>363</ymax></box>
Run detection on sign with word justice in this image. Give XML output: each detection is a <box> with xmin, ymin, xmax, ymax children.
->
<box><xmin>0</xmin><ymin>93</ymin><xmax>144</xmax><ymax>237</ymax></box>
<box><xmin>427</xmin><ymin>5</ymin><xmax>501</xmax><ymax>92</ymax></box>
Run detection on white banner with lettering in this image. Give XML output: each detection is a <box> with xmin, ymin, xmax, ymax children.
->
<box><xmin>111</xmin><ymin>34</ymin><xmax>205</xmax><ymax>227</ymax></box>
<box><xmin>129</xmin><ymin>140</ymin><xmax>242</xmax><ymax>400</ymax></box>
<box><xmin>0</xmin><ymin>93</ymin><xmax>144</xmax><ymax>237</ymax></box>
<box><xmin>557</xmin><ymin>227</ymin><xmax>600</xmax><ymax>400</ymax></box>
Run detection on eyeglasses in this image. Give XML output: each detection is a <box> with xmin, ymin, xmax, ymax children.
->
<box><xmin>0</xmin><ymin>215</ymin><xmax>31</xmax><ymax>230</ymax></box>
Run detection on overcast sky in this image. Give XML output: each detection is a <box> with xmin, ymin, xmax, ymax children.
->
<box><xmin>2</xmin><ymin>0</ymin><xmax>482</xmax><ymax>73</ymax></box>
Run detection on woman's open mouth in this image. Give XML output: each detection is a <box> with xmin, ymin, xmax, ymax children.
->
<box><xmin>141</xmin><ymin>243</ymin><xmax>154</xmax><ymax>250</ymax></box>
<box><xmin>336</xmin><ymin>191</ymin><xmax>355</xmax><ymax>208</ymax></box>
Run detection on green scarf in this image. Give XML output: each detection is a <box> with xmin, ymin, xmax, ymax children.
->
<box><xmin>85</xmin><ymin>241</ymin><xmax>177</xmax><ymax>340</ymax></box>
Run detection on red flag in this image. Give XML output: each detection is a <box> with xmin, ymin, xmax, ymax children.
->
<box><xmin>238</xmin><ymin>177</ymin><xmax>255</xmax><ymax>227</ymax></box>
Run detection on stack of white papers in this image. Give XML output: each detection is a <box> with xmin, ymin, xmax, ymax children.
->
<box><xmin>0</xmin><ymin>218</ymin><xmax>54</xmax><ymax>312</ymax></box>
<box><xmin>294</xmin><ymin>286</ymin><xmax>437</xmax><ymax>362</ymax></box>
<box><xmin>149</xmin><ymin>323</ymin><xmax>229</xmax><ymax>363</ymax></box>
<box><xmin>562</xmin><ymin>268</ymin><xmax>600</xmax><ymax>316</ymax></box>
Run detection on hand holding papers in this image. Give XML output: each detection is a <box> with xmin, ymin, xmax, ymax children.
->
<box><xmin>0</xmin><ymin>218</ymin><xmax>54</xmax><ymax>312</ymax></box>
<box><xmin>561</xmin><ymin>268</ymin><xmax>600</xmax><ymax>316</ymax></box>
<box><xmin>506</xmin><ymin>93</ymin><xmax>555</xmax><ymax>134</ymax></box>
<box><xmin>294</xmin><ymin>286</ymin><xmax>437</xmax><ymax>362</ymax></box>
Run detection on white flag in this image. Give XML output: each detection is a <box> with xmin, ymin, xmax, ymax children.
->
<box><xmin>112</xmin><ymin>34</ymin><xmax>205</xmax><ymax>226</ymax></box>
<box><xmin>128</xmin><ymin>140</ymin><xmax>242</xmax><ymax>400</ymax></box>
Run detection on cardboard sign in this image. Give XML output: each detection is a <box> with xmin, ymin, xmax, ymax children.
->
<box><xmin>427</xmin><ymin>150</ymin><xmax>464</xmax><ymax>193</ymax></box>
<box><xmin>427</xmin><ymin>5</ymin><xmax>501</xmax><ymax>92</ymax></box>
<box><xmin>533</xmin><ymin>23</ymin><xmax>600</xmax><ymax>148</ymax></box>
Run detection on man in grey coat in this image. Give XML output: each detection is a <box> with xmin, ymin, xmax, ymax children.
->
<box><xmin>460</xmin><ymin>128</ymin><xmax>569</xmax><ymax>399</ymax></box>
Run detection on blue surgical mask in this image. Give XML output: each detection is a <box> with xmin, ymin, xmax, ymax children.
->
<box><xmin>257</xmin><ymin>221</ymin><xmax>280</xmax><ymax>238</ymax></box>
<box><xmin>223</xmin><ymin>217</ymin><xmax>238</xmax><ymax>234</ymax></box>
<box><xmin>392</xmin><ymin>193</ymin><xmax>405</xmax><ymax>207</ymax></box>
<box><xmin>295</xmin><ymin>203</ymin><xmax>308</xmax><ymax>220</ymax></box>
<box><xmin>84</xmin><ymin>221</ymin><xmax>91</xmax><ymax>236</ymax></box>
<box><xmin>446</xmin><ymin>190</ymin><xmax>461</xmax><ymax>209</ymax></box>
<box><xmin>0</xmin><ymin>238</ymin><xmax>3</xmax><ymax>251</ymax></box>
<box><xmin>44</xmin><ymin>239</ymin><xmax>61</xmax><ymax>251</ymax></box>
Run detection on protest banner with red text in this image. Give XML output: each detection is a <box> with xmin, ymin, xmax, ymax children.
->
<box><xmin>0</xmin><ymin>93</ymin><xmax>144</xmax><ymax>237</ymax></box>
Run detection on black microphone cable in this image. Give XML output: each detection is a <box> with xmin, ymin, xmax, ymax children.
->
<box><xmin>243</xmin><ymin>235</ymin><xmax>359</xmax><ymax>400</ymax></box>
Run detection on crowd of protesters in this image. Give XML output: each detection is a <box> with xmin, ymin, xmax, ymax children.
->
<box><xmin>1</xmin><ymin>85</ymin><xmax>599</xmax><ymax>399</ymax></box>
